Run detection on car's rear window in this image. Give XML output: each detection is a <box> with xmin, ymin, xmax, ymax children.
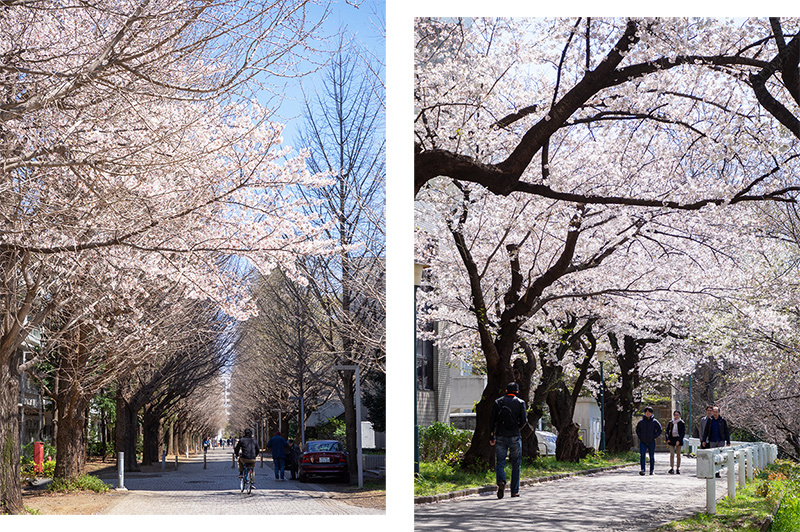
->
<box><xmin>306</xmin><ymin>441</ymin><xmax>341</xmax><ymax>452</ymax></box>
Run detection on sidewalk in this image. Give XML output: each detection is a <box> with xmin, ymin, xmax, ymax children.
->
<box><xmin>415</xmin><ymin>453</ymin><xmax>732</xmax><ymax>531</ymax></box>
<box><xmin>102</xmin><ymin>447</ymin><xmax>383</xmax><ymax>515</ymax></box>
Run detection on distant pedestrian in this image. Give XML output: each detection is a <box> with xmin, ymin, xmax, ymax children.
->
<box><xmin>489</xmin><ymin>382</ymin><xmax>527</xmax><ymax>499</ymax></box>
<box><xmin>635</xmin><ymin>406</ymin><xmax>662</xmax><ymax>476</ymax></box>
<box><xmin>287</xmin><ymin>438</ymin><xmax>302</xmax><ymax>480</ymax></box>
<box><xmin>266</xmin><ymin>430</ymin><xmax>289</xmax><ymax>480</ymax></box>
<box><xmin>698</xmin><ymin>405</ymin><xmax>714</xmax><ymax>447</ymax></box>
<box><xmin>665</xmin><ymin>410</ymin><xmax>685</xmax><ymax>475</ymax></box>
<box><xmin>702</xmin><ymin>406</ymin><xmax>731</xmax><ymax>448</ymax></box>
<box><xmin>202</xmin><ymin>438</ymin><xmax>210</xmax><ymax>453</ymax></box>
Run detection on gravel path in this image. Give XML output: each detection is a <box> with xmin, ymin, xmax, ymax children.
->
<box><xmin>415</xmin><ymin>453</ymin><xmax>733</xmax><ymax>531</ymax></box>
<box><xmin>102</xmin><ymin>447</ymin><xmax>383</xmax><ymax>515</ymax></box>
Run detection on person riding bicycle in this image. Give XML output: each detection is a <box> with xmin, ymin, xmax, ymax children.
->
<box><xmin>234</xmin><ymin>428</ymin><xmax>260</xmax><ymax>484</ymax></box>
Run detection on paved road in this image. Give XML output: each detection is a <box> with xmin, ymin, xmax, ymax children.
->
<box><xmin>416</xmin><ymin>453</ymin><xmax>733</xmax><ymax>531</ymax></box>
<box><xmin>103</xmin><ymin>447</ymin><xmax>383</xmax><ymax>515</ymax></box>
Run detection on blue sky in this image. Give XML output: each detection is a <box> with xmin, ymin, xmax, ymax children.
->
<box><xmin>267</xmin><ymin>0</ymin><xmax>386</xmax><ymax>148</ymax></box>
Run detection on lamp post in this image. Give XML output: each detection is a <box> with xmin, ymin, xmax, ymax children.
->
<box><xmin>414</xmin><ymin>262</ymin><xmax>429</xmax><ymax>475</ymax></box>
<box><xmin>597</xmin><ymin>349</ymin><xmax>608</xmax><ymax>452</ymax></box>
<box><xmin>333</xmin><ymin>364</ymin><xmax>363</xmax><ymax>488</ymax></box>
<box><xmin>687</xmin><ymin>359</ymin><xmax>695</xmax><ymax>445</ymax></box>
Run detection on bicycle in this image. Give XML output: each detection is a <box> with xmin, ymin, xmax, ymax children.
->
<box><xmin>240</xmin><ymin>462</ymin><xmax>255</xmax><ymax>494</ymax></box>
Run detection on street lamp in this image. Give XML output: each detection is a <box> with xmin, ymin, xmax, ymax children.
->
<box><xmin>597</xmin><ymin>349</ymin><xmax>609</xmax><ymax>452</ymax></box>
<box><xmin>333</xmin><ymin>364</ymin><xmax>363</xmax><ymax>488</ymax></box>
<box><xmin>414</xmin><ymin>262</ymin><xmax>429</xmax><ymax>475</ymax></box>
<box><xmin>687</xmin><ymin>359</ymin><xmax>695</xmax><ymax>443</ymax></box>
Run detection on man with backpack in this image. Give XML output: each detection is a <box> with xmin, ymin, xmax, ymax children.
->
<box><xmin>489</xmin><ymin>382</ymin><xmax>528</xmax><ymax>499</ymax></box>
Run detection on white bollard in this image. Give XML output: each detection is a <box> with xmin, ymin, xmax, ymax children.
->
<box><xmin>738</xmin><ymin>450</ymin><xmax>746</xmax><ymax>488</ymax></box>
<box><xmin>186</xmin><ymin>445</ymin><xmax>189</xmax><ymax>459</ymax></box>
<box><xmin>116</xmin><ymin>452</ymin><xmax>127</xmax><ymax>491</ymax></box>
<box><xmin>707</xmin><ymin>478</ymin><xmax>716</xmax><ymax>514</ymax></box>
<box><xmin>747</xmin><ymin>447</ymin><xmax>754</xmax><ymax>481</ymax></box>
<box><xmin>727</xmin><ymin>449</ymin><xmax>736</xmax><ymax>500</ymax></box>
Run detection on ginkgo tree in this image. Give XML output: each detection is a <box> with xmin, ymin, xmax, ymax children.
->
<box><xmin>415</xmin><ymin>17</ymin><xmax>800</xmax><ymax>468</ymax></box>
<box><xmin>1</xmin><ymin>0</ymin><xmax>334</xmax><ymax>513</ymax></box>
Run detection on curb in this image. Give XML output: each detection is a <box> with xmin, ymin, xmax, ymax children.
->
<box><xmin>758</xmin><ymin>497</ymin><xmax>784</xmax><ymax>532</ymax></box>
<box><xmin>415</xmin><ymin>462</ymin><xmax>637</xmax><ymax>504</ymax></box>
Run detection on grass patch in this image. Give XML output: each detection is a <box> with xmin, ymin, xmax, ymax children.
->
<box><xmin>48</xmin><ymin>474</ymin><xmax>110</xmax><ymax>493</ymax></box>
<box><xmin>414</xmin><ymin>451</ymin><xmax>638</xmax><ymax>497</ymax></box>
<box><xmin>772</xmin><ymin>460</ymin><xmax>800</xmax><ymax>532</ymax></box>
<box><xmin>654</xmin><ymin>460</ymin><xmax>800</xmax><ymax>532</ymax></box>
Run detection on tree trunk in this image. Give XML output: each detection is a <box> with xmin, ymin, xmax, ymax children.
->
<box><xmin>554</xmin><ymin>423</ymin><xmax>589</xmax><ymax>462</ymax></box>
<box><xmin>54</xmin><ymin>390</ymin><xmax>89</xmax><ymax>481</ymax></box>
<box><xmin>0</xmin><ymin>354</ymin><xmax>23</xmax><ymax>514</ymax></box>
<box><xmin>547</xmin><ymin>382</ymin><xmax>586</xmax><ymax>462</ymax></box>
<box><xmin>141</xmin><ymin>407</ymin><xmax>160</xmax><ymax>466</ymax></box>
<box><xmin>513</xmin><ymin>349</ymin><xmax>539</xmax><ymax>458</ymax></box>
<box><xmin>115</xmin><ymin>394</ymin><xmax>140</xmax><ymax>472</ymax></box>
<box><xmin>461</xmin><ymin>370</ymin><xmax>513</xmax><ymax>469</ymax></box>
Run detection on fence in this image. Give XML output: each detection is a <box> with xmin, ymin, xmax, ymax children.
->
<box><xmin>684</xmin><ymin>437</ymin><xmax>778</xmax><ymax>514</ymax></box>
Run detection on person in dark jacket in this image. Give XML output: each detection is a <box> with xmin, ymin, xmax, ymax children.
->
<box><xmin>489</xmin><ymin>382</ymin><xmax>527</xmax><ymax>499</ymax></box>
<box><xmin>635</xmin><ymin>406</ymin><xmax>662</xmax><ymax>476</ymax></box>
<box><xmin>234</xmin><ymin>428</ymin><xmax>260</xmax><ymax>482</ymax></box>
<box><xmin>702</xmin><ymin>406</ymin><xmax>731</xmax><ymax>448</ymax></box>
<box><xmin>286</xmin><ymin>438</ymin><xmax>302</xmax><ymax>480</ymax></box>
<box><xmin>697</xmin><ymin>405</ymin><xmax>714</xmax><ymax>447</ymax></box>
<box><xmin>266</xmin><ymin>430</ymin><xmax>289</xmax><ymax>481</ymax></box>
<box><xmin>665</xmin><ymin>410</ymin><xmax>686</xmax><ymax>475</ymax></box>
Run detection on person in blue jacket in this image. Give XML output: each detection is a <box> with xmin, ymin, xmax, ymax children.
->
<box><xmin>635</xmin><ymin>406</ymin><xmax>662</xmax><ymax>476</ymax></box>
<box><xmin>266</xmin><ymin>430</ymin><xmax>289</xmax><ymax>480</ymax></box>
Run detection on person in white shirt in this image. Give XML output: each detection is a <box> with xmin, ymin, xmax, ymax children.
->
<box><xmin>665</xmin><ymin>410</ymin><xmax>686</xmax><ymax>474</ymax></box>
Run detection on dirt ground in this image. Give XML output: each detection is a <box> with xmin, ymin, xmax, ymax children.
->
<box><xmin>22</xmin><ymin>458</ymin><xmax>385</xmax><ymax>514</ymax></box>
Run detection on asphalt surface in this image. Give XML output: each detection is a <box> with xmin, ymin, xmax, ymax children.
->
<box><xmin>415</xmin><ymin>453</ymin><xmax>734</xmax><ymax>531</ymax></box>
<box><xmin>102</xmin><ymin>446</ymin><xmax>383</xmax><ymax>515</ymax></box>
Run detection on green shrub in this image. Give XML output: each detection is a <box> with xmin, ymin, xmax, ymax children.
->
<box><xmin>20</xmin><ymin>441</ymin><xmax>57</xmax><ymax>465</ymax></box>
<box><xmin>418</xmin><ymin>422</ymin><xmax>472</xmax><ymax>462</ymax></box>
<box><xmin>20</xmin><ymin>459</ymin><xmax>56</xmax><ymax>479</ymax></box>
<box><xmin>772</xmin><ymin>460</ymin><xmax>800</xmax><ymax>532</ymax></box>
<box><xmin>48</xmin><ymin>474</ymin><xmax>110</xmax><ymax>493</ymax></box>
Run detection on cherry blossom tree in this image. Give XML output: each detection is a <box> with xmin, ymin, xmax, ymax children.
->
<box><xmin>415</xmin><ymin>17</ymin><xmax>800</xmax><ymax>469</ymax></box>
<box><xmin>1</xmin><ymin>0</ymin><xmax>332</xmax><ymax>513</ymax></box>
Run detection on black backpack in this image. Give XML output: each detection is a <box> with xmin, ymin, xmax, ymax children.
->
<box><xmin>497</xmin><ymin>399</ymin><xmax>518</xmax><ymax>431</ymax></box>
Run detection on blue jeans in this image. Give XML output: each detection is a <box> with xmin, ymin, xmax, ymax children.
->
<box><xmin>495</xmin><ymin>435</ymin><xmax>522</xmax><ymax>494</ymax></box>
<box><xmin>639</xmin><ymin>442</ymin><xmax>655</xmax><ymax>472</ymax></box>
<box><xmin>274</xmin><ymin>457</ymin><xmax>285</xmax><ymax>479</ymax></box>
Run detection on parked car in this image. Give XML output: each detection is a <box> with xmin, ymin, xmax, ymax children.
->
<box><xmin>536</xmin><ymin>430</ymin><xmax>557</xmax><ymax>456</ymax></box>
<box><xmin>298</xmin><ymin>440</ymin><xmax>350</xmax><ymax>483</ymax></box>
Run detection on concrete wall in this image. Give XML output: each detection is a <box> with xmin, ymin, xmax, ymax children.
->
<box><xmin>449</xmin><ymin>375</ymin><xmax>486</xmax><ymax>414</ymax></box>
<box><xmin>573</xmin><ymin>396</ymin><xmax>601</xmax><ymax>450</ymax></box>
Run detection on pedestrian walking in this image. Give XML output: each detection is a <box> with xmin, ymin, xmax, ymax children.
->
<box><xmin>697</xmin><ymin>405</ymin><xmax>714</xmax><ymax>447</ymax></box>
<box><xmin>702</xmin><ymin>405</ymin><xmax>731</xmax><ymax>478</ymax></box>
<box><xmin>287</xmin><ymin>438</ymin><xmax>302</xmax><ymax>480</ymax></box>
<box><xmin>665</xmin><ymin>410</ymin><xmax>685</xmax><ymax>475</ymax></box>
<box><xmin>489</xmin><ymin>382</ymin><xmax>527</xmax><ymax>499</ymax></box>
<box><xmin>266</xmin><ymin>430</ymin><xmax>289</xmax><ymax>480</ymax></box>
<box><xmin>702</xmin><ymin>406</ymin><xmax>731</xmax><ymax>449</ymax></box>
<box><xmin>635</xmin><ymin>406</ymin><xmax>662</xmax><ymax>476</ymax></box>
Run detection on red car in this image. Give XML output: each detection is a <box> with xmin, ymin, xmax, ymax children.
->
<box><xmin>298</xmin><ymin>440</ymin><xmax>350</xmax><ymax>483</ymax></box>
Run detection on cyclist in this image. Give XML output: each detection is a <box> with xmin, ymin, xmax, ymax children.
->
<box><xmin>234</xmin><ymin>428</ymin><xmax>260</xmax><ymax>487</ymax></box>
